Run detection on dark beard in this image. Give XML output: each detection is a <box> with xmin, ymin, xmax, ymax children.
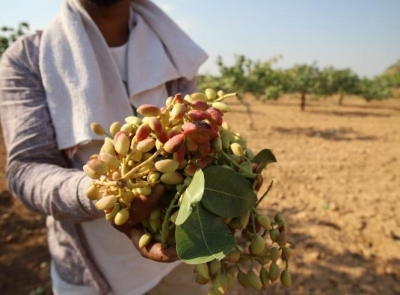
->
<box><xmin>83</xmin><ymin>0</ymin><xmax>123</xmax><ymax>7</ymax></box>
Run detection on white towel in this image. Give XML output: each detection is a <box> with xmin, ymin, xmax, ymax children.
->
<box><xmin>39</xmin><ymin>0</ymin><xmax>208</xmax><ymax>150</ymax></box>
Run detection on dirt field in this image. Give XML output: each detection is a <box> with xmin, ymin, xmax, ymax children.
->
<box><xmin>1</xmin><ymin>95</ymin><xmax>399</xmax><ymax>295</ymax></box>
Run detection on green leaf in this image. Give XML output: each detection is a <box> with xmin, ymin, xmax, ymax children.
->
<box><xmin>176</xmin><ymin>203</ymin><xmax>235</xmax><ymax>264</ymax></box>
<box><xmin>202</xmin><ymin>166</ymin><xmax>257</xmax><ymax>218</ymax></box>
<box><xmin>252</xmin><ymin>149</ymin><xmax>277</xmax><ymax>172</ymax></box>
<box><xmin>253</xmin><ymin>148</ymin><xmax>277</xmax><ymax>164</ymax></box>
<box><xmin>175</xmin><ymin>169</ymin><xmax>205</xmax><ymax>226</ymax></box>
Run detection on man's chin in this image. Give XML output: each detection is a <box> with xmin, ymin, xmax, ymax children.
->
<box><xmin>83</xmin><ymin>0</ymin><xmax>123</xmax><ymax>7</ymax></box>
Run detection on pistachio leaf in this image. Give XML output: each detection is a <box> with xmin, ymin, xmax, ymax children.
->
<box><xmin>201</xmin><ymin>166</ymin><xmax>257</xmax><ymax>218</ymax></box>
<box><xmin>252</xmin><ymin>149</ymin><xmax>277</xmax><ymax>173</ymax></box>
<box><xmin>175</xmin><ymin>169</ymin><xmax>204</xmax><ymax>225</ymax></box>
<box><xmin>176</xmin><ymin>203</ymin><xmax>235</xmax><ymax>264</ymax></box>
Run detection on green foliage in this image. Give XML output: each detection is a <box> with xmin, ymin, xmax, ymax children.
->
<box><xmin>285</xmin><ymin>63</ymin><xmax>320</xmax><ymax>95</ymax></box>
<box><xmin>176</xmin><ymin>203</ymin><xmax>235</xmax><ymax>264</ymax></box>
<box><xmin>197</xmin><ymin>74</ymin><xmax>221</xmax><ymax>93</ymax></box>
<box><xmin>243</xmin><ymin>55</ymin><xmax>283</xmax><ymax>99</ymax></box>
<box><xmin>0</xmin><ymin>22</ymin><xmax>30</xmax><ymax>57</ymax></box>
<box><xmin>252</xmin><ymin>148</ymin><xmax>277</xmax><ymax>172</ymax></box>
<box><xmin>381</xmin><ymin>60</ymin><xmax>400</xmax><ymax>97</ymax></box>
<box><xmin>175</xmin><ymin>166</ymin><xmax>257</xmax><ymax>264</ymax></box>
<box><xmin>175</xmin><ymin>165</ymin><xmax>258</xmax><ymax>264</ymax></box>
<box><xmin>318</xmin><ymin>67</ymin><xmax>360</xmax><ymax>104</ymax></box>
<box><xmin>175</xmin><ymin>169</ymin><xmax>205</xmax><ymax>226</ymax></box>
<box><xmin>384</xmin><ymin>60</ymin><xmax>400</xmax><ymax>87</ymax></box>
<box><xmin>202</xmin><ymin>166</ymin><xmax>257</xmax><ymax>218</ymax></box>
<box><xmin>198</xmin><ymin>55</ymin><xmax>284</xmax><ymax>100</ymax></box>
<box><xmin>264</xmin><ymin>85</ymin><xmax>282</xmax><ymax>100</ymax></box>
<box><xmin>216</xmin><ymin>55</ymin><xmax>248</xmax><ymax>95</ymax></box>
<box><xmin>198</xmin><ymin>54</ymin><xmax>397</xmax><ymax>105</ymax></box>
<box><xmin>319</xmin><ymin>67</ymin><xmax>360</xmax><ymax>95</ymax></box>
<box><xmin>175</xmin><ymin>149</ymin><xmax>275</xmax><ymax>264</ymax></box>
<box><xmin>360</xmin><ymin>76</ymin><xmax>392</xmax><ymax>101</ymax></box>
<box><xmin>284</xmin><ymin>63</ymin><xmax>320</xmax><ymax>110</ymax></box>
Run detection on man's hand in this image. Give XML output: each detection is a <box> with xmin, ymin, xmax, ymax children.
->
<box><xmin>111</xmin><ymin>184</ymin><xmax>179</xmax><ymax>262</ymax></box>
<box><xmin>129</xmin><ymin>226</ymin><xmax>179</xmax><ymax>262</ymax></box>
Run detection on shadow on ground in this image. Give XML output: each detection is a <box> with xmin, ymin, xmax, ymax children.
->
<box><xmin>307</xmin><ymin>109</ymin><xmax>392</xmax><ymax>118</ymax></box>
<box><xmin>271</xmin><ymin>126</ymin><xmax>378</xmax><ymax>141</ymax></box>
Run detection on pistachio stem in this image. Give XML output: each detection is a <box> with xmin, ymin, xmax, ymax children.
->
<box><xmin>94</xmin><ymin>179</ymin><xmax>151</xmax><ymax>189</ymax></box>
<box><xmin>95</xmin><ymin>180</ymin><xmax>117</xmax><ymax>187</ymax></box>
<box><xmin>250</xmin><ymin>210</ymin><xmax>257</xmax><ymax>234</ymax></box>
<box><xmin>122</xmin><ymin>148</ymin><xmax>162</xmax><ymax>181</ymax></box>
<box><xmin>161</xmin><ymin>184</ymin><xmax>187</xmax><ymax>248</ymax></box>
<box><xmin>261</xmin><ymin>229</ymin><xmax>268</xmax><ymax>238</ymax></box>
<box><xmin>255</xmin><ymin>180</ymin><xmax>273</xmax><ymax>208</ymax></box>
<box><xmin>131</xmin><ymin>169</ymin><xmax>155</xmax><ymax>178</ymax></box>
<box><xmin>104</xmin><ymin>132</ymin><xmax>114</xmax><ymax>139</ymax></box>
<box><xmin>216</xmin><ymin>92</ymin><xmax>238</xmax><ymax>102</ymax></box>
<box><xmin>221</xmin><ymin>151</ymin><xmax>256</xmax><ymax>179</ymax></box>
<box><xmin>240</xmin><ymin>253</ymin><xmax>268</xmax><ymax>263</ymax></box>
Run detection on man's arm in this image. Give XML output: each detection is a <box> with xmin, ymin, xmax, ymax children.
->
<box><xmin>0</xmin><ymin>34</ymin><xmax>101</xmax><ymax>222</ymax></box>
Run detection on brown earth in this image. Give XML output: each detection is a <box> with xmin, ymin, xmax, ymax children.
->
<box><xmin>1</xmin><ymin>95</ymin><xmax>400</xmax><ymax>295</ymax></box>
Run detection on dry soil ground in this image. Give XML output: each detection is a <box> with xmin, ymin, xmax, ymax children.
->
<box><xmin>0</xmin><ymin>95</ymin><xmax>399</xmax><ymax>295</ymax></box>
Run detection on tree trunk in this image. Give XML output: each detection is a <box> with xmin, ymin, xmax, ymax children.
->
<box><xmin>238</xmin><ymin>99</ymin><xmax>254</xmax><ymax>128</ymax></box>
<box><xmin>300</xmin><ymin>92</ymin><xmax>306</xmax><ymax>111</ymax></box>
<box><xmin>338</xmin><ymin>93</ymin><xmax>344</xmax><ymax>105</ymax></box>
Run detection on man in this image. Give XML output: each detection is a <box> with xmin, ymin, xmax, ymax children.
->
<box><xmin>0</xmin><ymin>0</ymin><xmax>208</xmax><ymax>294</ymax></box>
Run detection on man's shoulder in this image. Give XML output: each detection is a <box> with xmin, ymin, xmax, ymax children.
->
<box><xmin>1</xmin><ymin>31</ymin><xmax>42</xmax><ymax>73</ymax></box>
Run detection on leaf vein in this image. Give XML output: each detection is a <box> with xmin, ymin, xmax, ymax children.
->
<box><xmin>196</xmin><ymin>207</ymin><xmax>219</xmax><ymax>260</ymax></box>
<box><xmin>204</xmin><ymin>187</ymin><xmax>249</xmax><ymax>200</ymax></box>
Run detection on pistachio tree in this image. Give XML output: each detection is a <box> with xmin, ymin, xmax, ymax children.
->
<box><xmin>319</xmin><ymin>67</ymin><xmax>360</xmax><ymax>105</ymax></box>
<box><xmin>285</xmin><ymin>63</ymin><xmax>320</xmax><ymax>111</ymax></box>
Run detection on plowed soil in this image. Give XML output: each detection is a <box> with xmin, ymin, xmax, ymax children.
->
<box><xmin>1</xmin><ymin>95</ymin><xmax>399</xmax><ymax>295</ymax></box>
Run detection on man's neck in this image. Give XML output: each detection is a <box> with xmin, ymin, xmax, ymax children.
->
<box><xmin>79</xmin><ymin>0</ymin><xmax>131</xmax><ymax>47</ymax></box>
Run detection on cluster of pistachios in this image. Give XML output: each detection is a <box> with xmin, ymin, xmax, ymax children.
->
<box><xmin>83</xmin><ymin>88</ymin><xmax>293</xmax><ymax>293</ymax></box>
<box><xmin>197</xmin><ymin>213</ymin><xmax>292</xmax><ymax>294</ymax></box>
<box><xmin>84</xmin><ymin>90</ymin><xmax>235</xmax><ymax>222</ymax></box>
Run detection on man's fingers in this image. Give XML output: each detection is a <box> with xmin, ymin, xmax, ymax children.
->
<box><xmin>130</xmin><ymin>226</ymin><xmax>179</xmax><ymax>262</ymax></box>
<box><xmin>110</xmin><ymin>184</ymin><xmax>166</xmax><ymax>235</ymax></box>
<box><xmin>139</xmin><ymin>243</ymin><xmax>179</xmax><ymax>263</ymax></box>
<box><xmin>128</xmin><ymin>184</ymin><xmax>165</xmax><ymax>225</ymax></box>
<box><xmin>110</xmin><ymin>185</ymin><xmax>179</xmax><ymax>262</ymax></box>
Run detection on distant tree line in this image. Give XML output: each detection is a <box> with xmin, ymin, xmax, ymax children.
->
<box><xmin>198</xmin><ymin>55</ymin><xmax>400</xmax><ymax>111</ymax></box>
<box><xmin>1</xmin><ymin>22</ymin><xmax>398</xmax><ymax>111</ymax></box>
